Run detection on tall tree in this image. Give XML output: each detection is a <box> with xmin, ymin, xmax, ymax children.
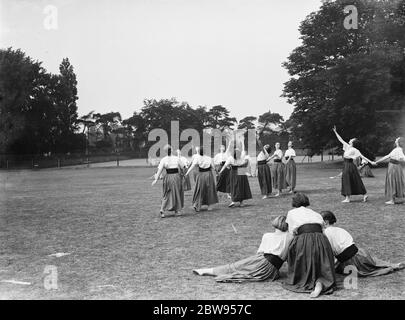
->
<box><xmin>283</xmin><ymin>0</ymin><xmax>405</xmax><ymax>154</ymax></box>
<box><xmin>206</xmin><ymin>105</ymin><xmax>237</xmax><ymax>130</ymax></box>
<box><xmin>238</xmin><ymin>116</ymin><xmax>257</xmax><ymax>130</ymax></box>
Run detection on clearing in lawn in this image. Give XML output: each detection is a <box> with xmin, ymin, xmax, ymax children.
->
<box><xmin>0</xmin><ymin>162</ymin><xmax>404</xmax><ymax>299</ymax></box>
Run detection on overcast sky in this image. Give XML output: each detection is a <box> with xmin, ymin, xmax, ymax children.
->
<box><xmin>1</xmin><ymin>0</ymin><xmax>323</xmax><ymax>121</ymax></box>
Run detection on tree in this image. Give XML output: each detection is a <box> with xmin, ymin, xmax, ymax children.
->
<box><xmin>238</xmin><ymin>116</ymin><xmax>257</xmax><ymax>130</ymax></box>
<box><xmin>283</xmin><ymin>0</ymin><xmax>405</xmax><ymax>154</ymax></box>
<box><xmin>206</xmin><ymin>105</ymin><xmax>237</xmax><ymax>130</ymax></box>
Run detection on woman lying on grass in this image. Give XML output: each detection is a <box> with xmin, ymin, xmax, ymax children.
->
<box><xmin>192</xmin><ymin>215</ymin><xmax>292</xmax><ymax>282</ymax></box>
<box><xmin>321</xmin><ymin>210</ymin><xmax>405</xmax><ymax>277</ymax></box>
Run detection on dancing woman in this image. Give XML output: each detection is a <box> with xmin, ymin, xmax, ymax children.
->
<box><xmin>283</xmin><ymin>193</ymin><xmax>336</xmax><ymax>298</ymax></box>
<box><xmin>332</xmin><ymin>126</ymin><xmax>374</xmax><ymax>203</ymax></box>
<box><xmin>192</xmin><ymin>216</ymin><xmax>292</xmax><ymax>282</ymax></box>
<box><xmin>214</xmin><ymin>144</ymin><xmax>231</xmax><ymax>198</ymax></box>
<box><xmin>284</xmin><ymin>141</ymin><xmax>297</xmax><ymax>193</ymax></box>
<box><xmin>152</xmin><ymin>145</ymin><xmax>185</xmax><ymax>218</ymax></box>
<box><xmin>267</xmin><ymin>142</ymin><xmax>286</xmax><ymax>197</ymax></box>
<box><xmin>373</xmin><ymin>137</ymin><xmax>405</xmax><ymax>205</ymax></box>
<box><xmin>177</xmin><ymin>149</ymin><xmax>191</xmax><ymax>192</ymax></box>
<box><xmin>256</xmin><ymin>134</ymin><xmax>272</xmax><ymax>199</ymax></box>
<box><xmin>321</xmin><ymin>211</ymin><xmax>404</xmax><ymax>276</ymax></box>
<box><xmin>219</xmin><ymin>137</ymin><xmax>252</xmax><ymax>207</ymax></box>
<box><xmin>185</xmin><ymin>147</ymin><xmax>219</xmax><ymax>212</ymax></box>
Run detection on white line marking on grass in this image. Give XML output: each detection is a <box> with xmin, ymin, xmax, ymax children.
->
<box><xmin>97</xmin><ymin>285</ymin><xmax>116</xmax><ymax>288</ymax></box>
<box><xmin>1</xmin><ymin>280</ymin><xmax>32</xmax><ymax>285</ymax></box>
<box><xmin>48</xmin><ymin>252</ymin><xmax>72</xmax><ymax>258</ymax></box>
<box><xmin>231</xmin><ymin>224</ymin><xmax>238</xmax><ymax>234</ymax></box>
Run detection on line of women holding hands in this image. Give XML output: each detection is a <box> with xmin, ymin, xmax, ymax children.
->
<box><xmin>151</xmin><ymin>133</ymin><xmax>298</xmax><ymax>217</ymax></box>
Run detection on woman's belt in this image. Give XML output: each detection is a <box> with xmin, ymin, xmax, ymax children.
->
<box><xmin>257</xmin><ymin>160</ymin><xmax>267</xmax><ymax>165</ymax></box>
<box><xmin>199</xmin><ymin>167</ymin><xmax>211</xmax><ymax>172</ymax></box>
<box><xmin>344</xmin><ymin>158</ymin><xmax>353</xmax><ymax>162</ymax></box>
<box><xmin>166</xmin><ymin>168</ymin><xmax>179</xmax><ymax>174</ymax></box>
<box><xmin>263</xmin><ymin>253</ymin><xmax>284</xmax><ymax>270</ymax></box>
<box><xmin>296</xmin><ymin>223</ymin><xmax>323</xmax><ymax>235</ymax></box>
<box><xmin>231</xmin><ymin>165</ymin><xmax>239</xmax><ymax>170</ymax></box>
<box><xmin>273</xmin><ymin>159</ymin><xmax>282</xmax><ymax>163</ymax></box>
<box><xmin>336</xmin><ymin>244</ymin><xmax>359</xmax><ymax>263</ymax></box>
<box><xmin>390</xmin><ymin>159</ymin><xmax>401</xmax><ymax>165</ymax></box>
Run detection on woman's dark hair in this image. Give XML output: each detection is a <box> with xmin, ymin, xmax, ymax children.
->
<box><xmin>167</xmin><ymin>148</ymin><xmax>172</xmax><ymax>156</ymax></box>
<box><xmin>292</xmin><ymin>193</ymin><xmax>310</xmax><ymax>208</ymax></box>
<box><xmin>264</xmin><ymin>145</ymin><xmax>271</xmax><ymax>153</ymax></box>
<box><xmin>320</xmin><ymin>211</ymin><xmax>337</xmax><ymax>225</ymax></box>
<box><xmin>272</xmin><ymin>215</ymin><xmax>288</xmax><ymax>232</ymax></box>
<box><xmin>199</xmin><ymin>147</ymin><xmax>204</xmax><ymax>156</ymax></box>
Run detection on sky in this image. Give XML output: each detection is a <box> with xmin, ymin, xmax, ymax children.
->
<box><xmin>0</xmin><ymin>0</ymin><xmax>323</xmax><ymax>122</ymax></box>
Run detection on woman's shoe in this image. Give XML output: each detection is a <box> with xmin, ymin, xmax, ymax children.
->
<box><xmin>160</xmin><ymin>211</ymin><xmax>165</xmax><ymax>218</ymax></box>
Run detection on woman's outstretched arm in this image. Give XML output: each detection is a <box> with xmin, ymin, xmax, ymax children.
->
<box><xmin>332</xmin><ymin>125</ymin><xmax>349</xmax><ymax>147</ymax></box>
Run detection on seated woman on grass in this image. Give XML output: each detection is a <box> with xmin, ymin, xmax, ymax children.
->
<box><xmin>192</xmin><ymin>215</ymin><xmax>292</xmax><ymax>283</ymax></box>
<box><xmin>321</xmin><ymin>210</ymin><xmax>404</xmax><ymax>277</ymax></box>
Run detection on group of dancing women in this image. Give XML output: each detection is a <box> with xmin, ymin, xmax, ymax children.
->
<box><xmin>151</xmin><ymin>132</ymin><xmax>298</xmax><ymax>217</ymax></box>
<box><xmin>151</xmin><ymin>128</ymin><xmax>405</xmax><ymax>297</ymax></box>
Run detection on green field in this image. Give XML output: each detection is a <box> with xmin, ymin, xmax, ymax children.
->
<box><xmin>0</xmin><ymin>163</ymin><xmax>404</xmax><ymax>299</ymax></box>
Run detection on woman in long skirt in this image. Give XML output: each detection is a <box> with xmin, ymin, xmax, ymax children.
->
<box><xmin>255</xmin><ymin>134</ymin><xmax>272</xmax><ymax>199</ymax></box>
<box><xmin>283</xmin><ymin>193</ymin><xmax>336</xmax><ymax>298</ymax></box>
<box><xmin>374</xmin><ymin>137</ymin><xmax>405</xmax><ymax>204</ymax></box>
<box><xmin>152</xmin><ymin>145</ymin><xmax>184</xmax><ymax>218</ymax></box>
<box><xmin>267</xmin><ymin>142</ymin><xmax>286</xmax><ymax>197</ymax></box>
<box><xmin>284</xmin><ymin>141</ymin><xmax>297</xmax><ymax>193</ymax></box>
<box><xmin>321</xmin><ymin>211</ymin><xmax>404</xmax><ymax>276</ymax></box>
<box><xmin>214</xmin><ymin>144</ymin><xmax>231</xmax><ymax>198</ymax></box>
<box><xmin>177</xmin><ymin>149</ymin><xmax>191</xmax><ymax>192</ymax></box>
<box><xmin>220</xmin><ymin>138</ymin><xmax>252</xmax><ymax>207</ymax></box>
<box><xmin>332</xmin><ymin>126</ymin><xmax>374</xmax><ymax>203</ymax></box>
<box><xmin>192</xmin><ymin>216</ymin><xmax>292</xmax><ymax>282</ymax></box>
<box><xmin>186</xmin><ymin>147</ymin><xmax>218</xmax><ymax>212</ymax></box>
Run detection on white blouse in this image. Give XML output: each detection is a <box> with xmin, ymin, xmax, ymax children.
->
<box><xmin>285</xmin><ymin>148</ymin><xmax>296</xmax><ymax>158</ymax></box>
<box><xmin>158</xmin><ymin>156</ymin><xmax>182</xmax><ymax>170</ymax></box>
<box><xmin>192</xmin><ymin>155</ymin><xmax>213</xmax><ymax>169</ymax></box>
<box><xmin>343</xmin><ymin>144</ymin><xmax>361</xmax><ymax>159</ymax></box>
<box><xmin>213</xmin><ymin>152</ymin><xmax>229</xmax><ymax>165</ymax></box>
<box><xmin>273</xmin><ymin>149</ymin><xmax>283</xmax><ymax>159</ymax></box>
<box><xmin>323</xmin><ymin>226</ymin><xmax>354</xmax><ymax>256</ymax></box>
<box><xmin>257</xmin><ymin>151</ymin><xmax>269</xmax><ymax>161</ymax></box>
<box><xmin>285</xmin><ymin>207</ymin><xmax>324</xmax><ymax>234</ymax></box>
<box><xmin>257</xmin><ymin>230</ymin><xmax>293</xmax><ymax>257</ymax></box>
<box><xmin>389</xmin><ymin>147</ymin><xmax>405</xmax><ymax>161</ymax></box>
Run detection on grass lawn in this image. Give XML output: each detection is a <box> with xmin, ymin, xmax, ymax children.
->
<box><xmin>0</xmin><ymin>162</ymin><xmax>404</xmax><ymax>300</ymax></box>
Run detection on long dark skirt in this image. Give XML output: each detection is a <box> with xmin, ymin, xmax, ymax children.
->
<box><xmin>230</xmin><ymin>168</ymin><xmax>252</xmax><ymax>202</ymax></box>
<box><xmin>213</xmin><ymin>253</ymin><xmax>280</xmax><ymax>283</ymax></box>
<box><xmin>271</xmin><ymin>162</ymin><xmax>286</xmax><ymax>191</ymax></box>
<box><xmin>217</xmin><ymin>166</ymin><xmax>231</xmax><ymax>193</ymax></box>
<box><xmin>283</xmin><ymin>226</ymin><xmax>336</xmax><ymax>294</ymax></box>
<box><xmin>336</xmin><ymin>247</ymin><xmax>404</xmax><ymax>277</ymax></box>
<box><xmin>285</xmin><ymin>160</ymin><xmax>297</xmax><ymax>190</ymax></box>
<box><xmin>192</xmin><ymin>170</ymin><xmax>219</xmax><ymax>210</ymax></box>
<box><xmin>385</xmin><ymin>162</ymin><xmax>405</xmax><ymax>200</ymax></box>
<box><xmin>341</xmin><ymin>159</ymin><xmax>367</xmax><ymax>196</ymax></box>
<box><xmin>257</xmin><ymin>163</ymin><xmax>272</xmax><ymax>195</ymax></box>
<box><xmin>161</xmin><ymin>173</ymin><xmax>184</xmax><ymax>212</ymax></box>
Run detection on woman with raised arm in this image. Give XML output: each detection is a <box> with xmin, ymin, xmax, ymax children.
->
<box><xmin>321</xmin><ymin>210</ymin><xmax>404</xmax><ymax>276</ymax></box>
<box><xmin>373</xmin><ymin>137</ymin><xmax>405</xmax><ymax>205</ymax></box>
<box><xmin>152</xmin><ymin>145</ymin><xmax>185</xmax><ymax>218</ymax></box>
<box><xmin>186</xmin><ymin>147</ymin><xmax>218</xmax><ymax>212</ymax></box>
<box><xmin>192</xmin><ymin>216</ymin><xmax>292</xmax><ymax>283</ymax></box>
<box><xmin>267</xmin><ymin>142</ymin><xmax>286</xmax><ymax>197</ymax></box>
<box><xmin>283</xmin><ymin>193</ymin><xmax>336</xmax><ymax>298</ymax></box>
<box><xmin>284</xmin><ymin>141</ymin><xmax>297</xmax><ymax>194</ymax></box>
<box><xmin>177</xmin><ymin>149</ymin><xmax>191</xmax><ymax>192</ymax></box>
<box><xmin>215</xmin><ymin>142</ymin><xmax>232</xmax><ymax>198</ymax></box>
<box><xmin>332</xmin><ymin>126</ymin><xmax>373</xmax><ymax>203</ymax></box>
<box><xmin>256</xmin><ymin>133</ymin><xmax>272</xmax><ymax>199</ymax></box>
<box><xmin>219</xmin><ymin>135</ymin><xmax>252</xmax><ymax>207</ymax></box>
